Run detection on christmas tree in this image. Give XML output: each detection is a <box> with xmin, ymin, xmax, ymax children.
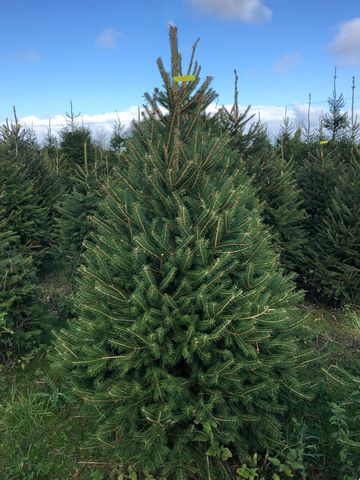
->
<box><xmin>109</xmin><ymin>115</ymin><xmax>126</xmax><ymax>152</ymax></box>
<box><xmin>0</xmin><ymin>111</ymin><xmax>60</xmax><ymax>215</ymax></box>
<box><xmin>216</xmin><ymin>73</ymin><xmax>306</xmax><ymax>272</ymax></box>
<box><xmin>53</xmin><ymin>27</ymin><xmax>307</xmax><ymax>479</ymax></box>
<box><xmin>322</xmin><ymin>67</ymin><xmax>349</xmax><ymax>142</ymax></box>
<box><xmin>304</xmin><ymin>154</ymin><xmax>360</xmax><ymax>305</ymax></box>
<box><xmin>0</xmin><ymin>145</ymin><xmax>48</xmax><ymax>265</ymax></box>
<box><xmin>213</xmin><ymin>70</ymin><xmax>272</xmax><ymax>159</ymax></box>
<box><xmin>59</xmin><ymin>102</ymin><xmax>95</xmax><ymax>181</ymax></box>
<box><xmin>55</xmin><ymin>148</ymin><xmax>107</xmax><ymax>276</ymax></box>
<box><xmin>244</xmin><ymin>149</ymin><xmax>306</xmax><ymax>273</ymax></box>
<box><xmin>0</xmin><ymin>219</ymin><xmax>49</xmax><ymax>364</ymax></box>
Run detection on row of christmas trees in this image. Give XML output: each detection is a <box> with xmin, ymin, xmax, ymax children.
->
<box><xmin>1</xmin><ymin>26</ymin><xmax>359</xmax><ymax>478</ymax></box>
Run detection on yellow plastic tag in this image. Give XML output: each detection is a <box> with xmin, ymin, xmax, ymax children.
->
<box><xmin>319</xmin><ymin>140</ymin><xmax>328</xmax><ymax>145</ymax></box>
<box><xmin>173</xmin><ymin>75</ymin><xmax>197</xmax><ymax>82</ymax></box>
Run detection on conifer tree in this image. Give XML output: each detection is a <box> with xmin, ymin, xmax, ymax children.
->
<box><xmin>55</xmin><ymin>148</ymin><xmax>105</xmax><ymax>276</ymax></box>
<box><xmin>245</xmin><ymin>149</ymin><xmax>306</xmax><ymax>272</ymax></box>
<box><xmin>0</xmin><ymin>142</ymin><xmax>51</xmax><ymax>362</ymax></box>
<box><xmin>296</xmin><ymin>142</ymin><xmax>342</xmax><ymax>299</ymax></box>
<box><xmin>0</xmin><ymin>146</ymin><xmax>48</xmax><ymax>264</ymax></box>
<box><xmin>42</xmin><ymin>121</ymin><xmax>68</xmax><ymax>195</ymax></box>
<box><xmin>304</xmin><ymin>155</ymin><xmax>360</xmax><ymax>305</ymax></box>
<box><xmin>275</xmin><ymin>112</ymin><xmax>304</xmax><ymax>163</ymax></box>
<box><xmin>0</xmin><ymin>110</ymin><xmax>60</xmax><ymax>211</ymax></box>
<box><xmin>214</xmin><ymin>70</ymin><xmax>272</xmax><ymax>159</ymax></box>
<box><xmin>298</xmin><ymin>146</ymin><xmax>338</xmax><ymax>239</ymax></box>
<box><xmin>110</xmin><ymin>115</ymin><xmax>126</xmax><ymax>152</ymax></box>
<box><xmin>217</xmin><ymin>73</ymin><xmax>306</xmax><ymax>272</ymax></box>
<box><xmin>0</xmin><ymin>218</ymin><xmax>49</xmax><ymax>364</ymax></box>
<box><xmin>59</xmin><ymin>102</ymin><xmax>95</xmax><ymax>181</ymax></box>
<box><xmin>323</xmin><ymin>67</ymin><xmax>349</xmax><ymax>142</ymax></box>
<box><xmin>53</xmin><ymin>27</ymin><xmax>308</xmax><ymax>479</ymax></box>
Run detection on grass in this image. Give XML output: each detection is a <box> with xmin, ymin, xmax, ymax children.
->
<box><xmin>299</xmin><ymin>302</ymin><xmax>360</xmax><ymax>368</ymax></box>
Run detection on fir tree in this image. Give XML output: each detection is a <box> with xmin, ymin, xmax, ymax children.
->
<box><xmin>55</xmin><ymin>151</ymin><xmax>105</xmax><ymax>276</ymax></box>
<box><xmin>0</xmin><ymin>141</ymin><xmax>52</xmax><ymax>362</ymax></box>
<box><xmin>275</xmin><ymin>111</ymin><xmax>303</xmax><ymax>163</ymax></box>
<box><xmin>59</xmin><ymin>102</ymin><xmax>95</xmax><ymax>178</ymax></box>
<box><xmin>110</xmin><ymin>115</ymin><xmax>126</xmax><ymax>152</ymax></box>
<box><xmin>215</xmin><ymin>70</ymin><xmax>272</xmax><ymax>159</ymax></box>
<box><xmin>296</xmin><ymin>144</ymin><xmax>342</xmax><ymax>299</ymax></box>
<box><xmin>42</xmin><ymin>121</ymin><xmax>68</xmax><ymax>189</ymax></box>
<box><xmin>0</xmin><ymin>110</ymin><xmax>60</xmax><ymax>212</ymax></box>
<box><xmin>0</xmin><ymin>146</ymin><xmax>48</xmax><ymax>263</ymax></box>
<box><xmin>53</xmin><ymin>27</ymin><xmax>308</xmax><ymax>479</ymax></box>
<box><xmin>304</xmin><ymin>155</ymin><xmax>360</xmax><ymax>305</ymax></box>
<box><xmin>244</xmin><ymin>149</ymin><xmax>306</xmax><ymax>272</ymax></box>
<box><xmin>0</xmin><ymin>219</ymin><xmax>49</xmax><ymax>364</ymax></box>
<box><xmin>298</xmin><ymin>146</ymin><xmax>338</xmax><ymax>238</ymax></box>
<box><xmin>323</xmin><ymin>67</ymin><xmax>350</xmax><ymax>142</ymax></box>
<box><xmin>217</xmin><ymin>73</ymin><xmax>306</xmax><ymax>272</ymax></box>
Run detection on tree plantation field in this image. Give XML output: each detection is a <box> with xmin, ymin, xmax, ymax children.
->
<box><xmin>1</xmin><ymin>27</ymin><xmax>360</xmax><ymax>480</ymax></box>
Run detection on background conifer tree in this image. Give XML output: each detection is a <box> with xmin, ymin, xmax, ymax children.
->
<box><xmin>53</xmin><ymin>27</ymin><xmax>309</xmax><ymax>479</ymax></box>
<box><xmin>59</xmin><ymin>102</ymin><xmax>95</xmax><ymax>183</ymax></box>
<box><xmin>0</xmin><ymin>110</ymin><xmax>60</xmax><ymax>216</ymax></box>
<box><xmin>42</xmin><ymin>122</ymin><xmax>67</xmax><ymax>199</ymax></box>
<box><xmin>214</xmin><ymin>70</ymin><xmax>272</xmax><ymax>159</ymax></box>
<box><xmin>55</xmin><ymin>146</ymin><xmax>109</xmax><ymax>277</ymax></box>
<box><xmin>303</xmin><ymin>154</ymin><xmax>360</xmax><ymax>305</ymax></box>
<box><xmin>110</xmin><ymin>115</ymin><xmax>126</xmax><ymax>152</ymax></box>
<box><xmin>244</xmin><ymin>148</ymin><xmax>306</xmax><ymax>273</ymax></box>
<box><xmin>0</xmin><ymin>217</ymin><xmax>50</xmax><ymax>364</ymax></box>
<box><xmin>323</xmin><ymin>67</ymin><xmax>350</xmax><ymax>142</ymax></box>
<box><xmin>216</xmin><ymin>73</ymin><xmax>306</xmax><ymax>272</ymax></box>
<box><xmin>0</xmin><ymin>145</ymin><xmax>49</xmax><ymax>266</ymax></box>
<box><xmin>0</xmin><ymin>140</ymin><xmax>52</xmax><ymax>362</ymax></box>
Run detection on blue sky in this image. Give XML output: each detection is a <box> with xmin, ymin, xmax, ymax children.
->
<box><xmin>1</xmin><ymin>0</ymin><xmax>360</xmax><ymax>139</ymax></box>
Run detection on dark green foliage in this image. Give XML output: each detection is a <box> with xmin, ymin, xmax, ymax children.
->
<box><xmin>0</xmin><ymin>141</ymin><xmax>52</xmax><ymax>363</ymax></box>
<box><xmin>214</xmin><ymin>71</ymin><xmax>272</xmax><ymax>159</ymax></box>
<box><xmin>0</xmin><ymin>148</ymin><xmax>48</xmax><ymax>254</ymax></box>
<box><xmin>0</xmin><ymin>114</ymin><xmax>62</xmax><ymax>214</ymax></box>
<box><xmin>215</xmin><ymin>76</ymin><xmax>306</xmax><ymax>273</ymax></box>
<box><xmin>0</xmin><ymin>224</ymin><xmax>49</xmax><ymax>364</ymax></box>
<box><xmin>0</xmin><ymin>117</ymin><xmax>57</xmax><ymax>276</ymax></box>
<box><xmin>110</xmin><ymin>117</ymin><xmax>126</xmax><ymax>152</ymax></box>
<box><xmin>275</xmin><ymin>115</ymin><xmax>302</xmax><ymax>163</ymax></box>
<box><xmin>243</xmin><ymin>151</ymin><xmax>306</xmax><ymax>273</ymax></box>
<box><xmin>60</xmin><ymin>126</ymin><xmax>93</xmax><ymax>168</ymax></box>
<box><xmin>298</xmin><ymin>147</ymin><xmax>337</xmax><ymax>239</ymax></box>
<box><xmin>54</xmin><ymin>138</ymin><xmax>114</xmax><ymax>277</ymax></box>
<box><xmin>299</xmin><ymin>144</ymin><xmax>359</xmax><ymax>305</ymax></box>
<box><xmin>42</xmin><ymin>127</ymin><xmax>68</xmax><ymax>203</ymax></box>
<box><xmin>59</xmin><ymin>104</ymin><xmax>95</xmax><ymax>178</ymax></box>
<box><xmin>322</xmin><ymin>68</ymin><xmax>350</xmax><ymax>142</ymax></box>
<box><xmin>55</xmin><ymin>164</ymin><xmax>102</xmax><ymax>275</ymax></box>
<box><xmin>285</xmin><ymin>378</ymin><xmax>360</xmax><ymax>480</ymax></box>
<box><xmin>53</xmin><ymin>27</ymin><xmax>308</xmax><ymax>479</ymax></box>
<box><xmin>303</xmin><ymin>156</ymin><xmax>360</xmax><ymax>305</ymax></box>
<box><xmin>1</xmin><ymin>25</ymin><xmax>360</xmax><ymax>480</ymax></box>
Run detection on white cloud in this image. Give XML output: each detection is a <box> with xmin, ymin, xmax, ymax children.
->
<box><xmin>206</xmin><ymin>102</ymin><xmax>329</xmax><ymax>136</ymax></box>
<box><xmin>6</xmin><ymin>101</ymin><xmax>357</xmax><ymax>144</ymax></box>
<box><xmin>5</xmin><ymin>107</ymin><xmax>142</xmax><ymax>144</ymax></box>
<box><xmin>187</xmin><ymin>0</ymin><xmax>271</xmax><ymax>24</ymax></box>
<box><xmin>97</xmin><ymin>28</ymin><xmax>124</xmax><ymax>49</ymax></box>
<box><xmin>330</xmin><ymin>17</ymin><xmax>360</xmax><ymax>66</ymax></box>
<box><xmin>273</xmin><ymin>51</ymin><xmax>302</xmax><ymax>74</ymax></box>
